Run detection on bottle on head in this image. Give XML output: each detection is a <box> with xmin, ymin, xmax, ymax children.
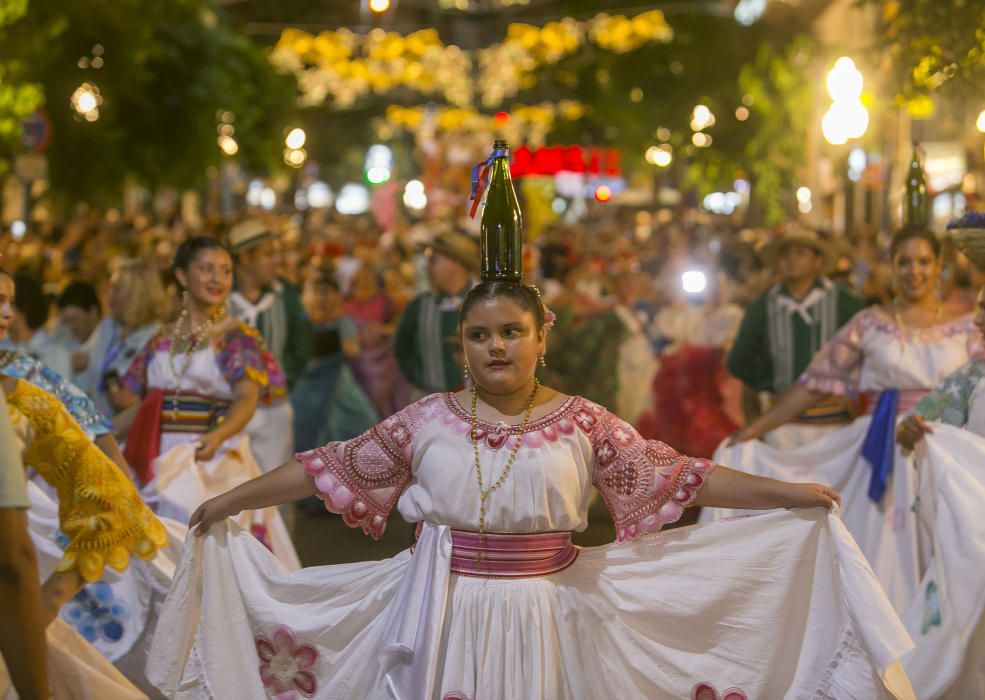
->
<box><xmin>480</xmin><ymin>139</ymin><xmax>523</xmax><ymax>282</ymax></box>
<box><xmin>903</xmin><ymin>142</ymin><xmax>928</xmax><ymax>229</ymax></box>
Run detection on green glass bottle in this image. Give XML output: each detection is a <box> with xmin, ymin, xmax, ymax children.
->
<box><xmin>480</xmin><ymin>139</ymin><xmax>523</xmax><ymax>282</ymax></box>
<box><xmin>903</xmin><ymin>143</ymin><xmax>928</xmax><ymax>228</ymax></box>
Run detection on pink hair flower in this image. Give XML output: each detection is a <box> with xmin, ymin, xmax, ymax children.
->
<box><xmin>543</xmin><ymin>305</ymin><xmax>557</xmax><ymax>330</ymax></box>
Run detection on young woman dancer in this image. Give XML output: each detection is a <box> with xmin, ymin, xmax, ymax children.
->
<box><xmin>149</xmin><ymin>268</ymin><xmax>915</xmax><ymax>698</ymax></box>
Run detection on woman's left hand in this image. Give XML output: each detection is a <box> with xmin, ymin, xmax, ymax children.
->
<box><xmin>194</xmin><ymin>432</ymin><xmax>223</xmax><ymax>461</ymax></box>
<box><xmin>727</xmin><ymin>426</ymin><xmax>761</xmax><ymax>446</ymax></box>
<box><xmin>785</xmin><ymin>482</ymin><xmax>841</xmax><ymax>510</ymax></box>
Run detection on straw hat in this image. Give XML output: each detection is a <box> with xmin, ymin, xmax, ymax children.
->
<box><xmin>228</xmin><ymin>219</ymin><xmax>274</xmax><ymax>253</ymax></box>
<box><xmin>424</xmin><ymin>230</ymin><xmax>480</xmax><ymax>275</ymax></box>
<box><xmin>759</xmin><ymin>229</ymin><xmax>836</xmax><ymax>270</ymax></box>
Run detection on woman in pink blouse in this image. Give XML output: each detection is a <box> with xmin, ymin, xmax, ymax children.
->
<box><xmin>148</xmin><ymin>280</ymin><xmax>915</xmax><ymax>699</ymax></box>
<box><xmin>708</xmin><ymin>228</ymin><xmax>984</xmax><ymax>619</ymax></box>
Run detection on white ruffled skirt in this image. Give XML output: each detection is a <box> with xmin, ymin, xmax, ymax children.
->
<box><xmin>142</xmin><ymin>435</ymin><xmax>299</xmax><ymax>571</ymax></box>
<box><xmin>703</xmin><ymin>417</ymin><xmax>922</xmax><ymax>614</ymax></box>
<box><xmin>148</xmin><ymin>509</ymin><xmax>914</xmax><ymax>700</ymax></box>
<box><xmin>900</xmin><ymin>425</ymin><xmax>985</xmax><ymax>698</ymax></box>
<box><xmin>0</xmin><ymin>482</ymin><xmax>186</xmax><ymax>699</ymax></box>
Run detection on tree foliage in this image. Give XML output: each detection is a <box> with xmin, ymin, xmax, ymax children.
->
<box><xmin>0</xmin><ymin>0</ymin><xmax>43</xmax><ymax>176</ymax></box>
<box><xmin>735</xmin><ymin>38</ymin><xmax>814</xmax><ymax>225</ymax></box>
<box><xmin>0</xmin><ymin>0</ymin><xmax>296</xmax><ymax>204</ymax></box>
<box><xmin>540</xmin><ymin>12</ymin><xmax>813</xmax><ymax>224</ymax></box>
<box><xmin>862</xmin><ymin>0</ymin><xmax>985</xmax><ymax>98</ymax></box>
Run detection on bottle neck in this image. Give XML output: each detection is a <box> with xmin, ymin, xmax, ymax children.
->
<box><xmin>490</xmin><ymin>152</ymin><xmax>511</xmax><ymax>179</ymax></box>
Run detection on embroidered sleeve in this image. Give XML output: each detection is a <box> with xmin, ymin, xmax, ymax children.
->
<box><xmin>10</xmin><ymin>380</ymin><xmax>168</xmax><ymax>583</ymax></box>
<box><xmin>122</xmin><ymin>334</ymin><xmax>160</xmax><ymax>397</ymax></box>
<box><xmin>12</xmin><ymin>355</ymin><xmax>113</xmax><ymax>439</ymax></box>
<box><xmin>911</xmin><ymin>360</ymin><xmax>985</xmax><ymax>427</ymax></box>
<box><xmin>215</xmin><ymin>324</ymin><xmax>288</xmax><ymax>403</ymax></box>
<box><xmin>295</xmin><ymin>398</ymin><xmax>428</xmax><ymax>539</ymax></box>
<box><xmin>581</xmin><ymin>402</ymin><xmax>715</xmax><ymax>541</ymax></box>
<box><xmin>797</xmin><ymin>308</ymin><xmax>867</xmax><ymax>396</ymax></box>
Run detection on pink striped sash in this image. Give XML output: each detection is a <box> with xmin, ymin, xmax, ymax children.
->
<box><xmin>446</xmin><ymin>529</ymin><xmax>579</xmax><ymax>579</ymax></box>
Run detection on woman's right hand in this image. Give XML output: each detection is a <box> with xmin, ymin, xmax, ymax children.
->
<box><xmin>896</xmin><ymin>414</ymin><xmax>933</xmax><ymax>452</ymax></box>
<box><xmin>190</xmin><ymin>494</ymin><xmax>237</xmax><ymax>537</ymax></box>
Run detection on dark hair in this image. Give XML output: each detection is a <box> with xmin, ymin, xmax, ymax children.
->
<box><xmin>57</xmin><ymin>280</ymin><xmax>100</xmax><ymax>313</ymax></box>
<box><xmin>0</xmin><ymin>267</ymin><xmax>10</xmax><ymax>280</ymax></box>
<box><xmin>890</xmin><ymin>227</ymin><xmax>941</xmax><ymax>260</ymax></box>
<box><xmin>460</xmin><ymin>281</ymin><xmax>546</xmax><ymax>329</ymax></box>
<box><xmin>13</xmin><ymin>274</ymin><xmax>49</xmax><ymax>330</ymax></box>
<box><xmin>172</xmin><ymin>236</ymin><xmax>231</xmax><ymax>273</ymax></box>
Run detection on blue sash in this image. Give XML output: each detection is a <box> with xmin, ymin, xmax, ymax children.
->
<box><xmin>861</xmin><ymin>388</ymin><xmax>898</xmax><ymax>502</ymax></box>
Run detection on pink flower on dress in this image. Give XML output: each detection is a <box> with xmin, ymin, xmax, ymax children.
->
<box><xmin>255</xmin><ymin>625</ymin><xmax>319</xmax><ymax>699</ymax></box>
<box><xmin>691</xmin><ymin>682</ymin><xmax>748</xmax><ymax>700</ymax></box>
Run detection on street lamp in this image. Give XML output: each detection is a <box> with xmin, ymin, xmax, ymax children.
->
<box><xmin>71</xmin><ymin>82</ymin><xmax>101</xmax><ymax>121</ymax></box>
<box><xmin>821</xmin><ymin>57</ymin><xmax>868</xmax><ymax>145</ymax></box>
<box><xmin>285</xmin><ymin>128</ymin><xmax>306</xmax><ymax>150</ymax></box>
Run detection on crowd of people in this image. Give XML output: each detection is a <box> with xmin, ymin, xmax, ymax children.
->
<box><xmin>2</xmin><ymin>202</ymin><xmax>985</xmax><ymax>698</ymax></box>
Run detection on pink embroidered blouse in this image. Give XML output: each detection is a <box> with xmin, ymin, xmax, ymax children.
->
<box><xmin>296</xmin><ymin>393</ymin><xmax>714</xmax><ymax>542</ymax></box>
<box><xmin>798</xmin><ymin>307</ymin><xmax>984</xmax><ymax>397</ymax></box>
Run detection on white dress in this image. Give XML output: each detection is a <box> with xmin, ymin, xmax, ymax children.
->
<box><xmin>895</xmin><ymin>359</ymin><xmax>985</xmax><ymax>697</ymax></box>
<box><xmin>148</xmin><ymin>393</ymin><xmax>914</xmax><ymax>699</ymax></box>
<box><xmin>703</xmin><ymin>308</ymin><xmax>983</xmax><ymax>613</ymax></box>
<box><xmin>20</xmin><ymin>481</ymin><xmax>186</xmax><ymax>699</ymax></box>
<box><xmin>123</xmin><ymin>327</ymin><xmax>299</xmax><ymax>571</ymax></box>
<box><xmin>0</xmin><ymin>383</ymin><xmax>182</xmax><ymax>700</ymax></box>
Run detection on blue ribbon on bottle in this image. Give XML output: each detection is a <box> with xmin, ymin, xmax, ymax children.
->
<box><xmin>468</xmin><ymin>148</ymin><xmax>509</xmax><ymax>219</ymax></box>
<box><xmin>860</xmin><ymin>388</ymin><xmax>899</xmax><ymax>502</ymax></box>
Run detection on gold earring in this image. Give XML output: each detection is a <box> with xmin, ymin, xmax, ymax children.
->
<box><xmin>463</xmin><ymin>363</ymin><xmax>471</xmax><ymax>379</ymax></box>
<box><xmin>539</xmin><ymin>354</ymin><xmax>547</xmax><ymax>368</ymax></box>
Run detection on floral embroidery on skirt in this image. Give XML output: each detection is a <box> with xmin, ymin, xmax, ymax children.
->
<box><xmin>692</xmin><ymin>682</ymin><xmax>748</xmax><ymax>700</ymax></box>
<box><xmin>255</xmin><ymin>625</ymin><xmax>320</xmax><ymax>699</ymax></box>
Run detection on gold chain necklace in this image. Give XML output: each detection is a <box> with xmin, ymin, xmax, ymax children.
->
<box><xmin>471</xmin><ymin>378</ymin><xmax>540</xmax><ymax>535</ymax></box>
<box><xmin>167</xmin><ymin>304</ymin><xmax>227</xmax><ymax>419</ymax></box>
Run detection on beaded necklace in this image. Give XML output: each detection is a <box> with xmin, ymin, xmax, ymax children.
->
<box><xmin>470</xmin><ymin>378</ymin><xmax>540</xmax><ymax>535</ymax></box>
<box><xmin>167</xmin><ymin>303</ymin><xmax>227</xmax><ymax>420</ymax></box>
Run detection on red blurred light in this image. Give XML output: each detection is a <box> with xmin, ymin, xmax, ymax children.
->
<box><xmin>494</xmin><ymin>111</ymin><xmax>510</xmax><ymax>126</ymax></box>
<box><xmin>594</xmin><ymin>184</ymin><xmax>612</xmax><ymax>202</ymax></box>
